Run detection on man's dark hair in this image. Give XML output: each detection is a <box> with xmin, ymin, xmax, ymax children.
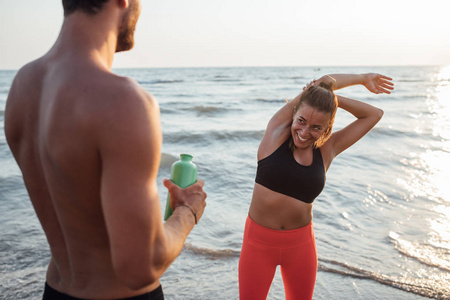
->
<box><xmin>62</xmin><ymin>0</ymin><xmax>110</xmax><ymax>16</ymax></box>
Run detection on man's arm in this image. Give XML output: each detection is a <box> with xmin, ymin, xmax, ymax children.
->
<box><xmin>97</xmin><ymin>78</ymin><xmax>206</xmax><ymax>290</ymax></box>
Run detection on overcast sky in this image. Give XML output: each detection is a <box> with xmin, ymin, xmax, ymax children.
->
<box><xmin>1</xmin><ymin>0</ymin><xmax>449</xmax><ymax>69</ymax></box>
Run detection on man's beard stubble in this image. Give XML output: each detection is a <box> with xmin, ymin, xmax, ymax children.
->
<box><xmin>116</xmin><ymin>0</ymin><xmax>140</xmax><ymax>53</ymax></box>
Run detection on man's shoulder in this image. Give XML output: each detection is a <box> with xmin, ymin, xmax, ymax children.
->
<box><xmin>6</xmin><ymin>58</ymin><xmax>47</xmax><ymax>118</ymax></box>
<box><xmin>85</xmin><ymin>72</ymin><xmax>160</xmax><ymax>132</ymax></box>
<box><xmin>94</xmin><ymin>73</ymin><xmax>158</xmax><ymax>109</ymax></box>
<box><xmin>9</xmin><ymin>59</ymin><xmax>45</xmax><ymax>92</ymax></box>
<box><xmin>92</xmin><ymin>73</ymin><xmax>162</xmax><ymax>155</ymax></box>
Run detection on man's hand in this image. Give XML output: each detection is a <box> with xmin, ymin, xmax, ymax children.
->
<box><xmin>163</xmin><ymin>178</ymin><xmax>207</xmax><ymax>223</ymax></box>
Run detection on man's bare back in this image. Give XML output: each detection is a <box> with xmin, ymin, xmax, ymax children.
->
<box><xmin>4</xmin><ymin>1</ymin><xmax>206</xmax><ymax>299</ymax></box>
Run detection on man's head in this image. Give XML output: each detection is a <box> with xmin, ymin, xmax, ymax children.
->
<box><xmin>62</xmin><ymin>0</ymin><xmax>110</xmax><ymax>16</ymax></box>
<box><xmin>62</xmin><ymin>0</ymin><xmax>141</xmax><ymax>52</ymax></box>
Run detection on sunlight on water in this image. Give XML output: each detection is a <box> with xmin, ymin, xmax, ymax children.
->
<box><xmin>389</xmin><ymin>231</ymin><xmax>450</xmax><ymax>272</ymax></box>
<box><xmin>388</xmin><ymin>231</ymin><xmax>450</xmax><ymax>298</ymax></box>
<box><xmin>390</xmin><ymin>66</ymin><xmax>450</xmax><ymax>299</ymax></box>
<box><xmin>422</xmin><ymin>67</ymin><xmax>450</xmax><ymax>268</ymax></box>
<box><xmin>429</xmin><ymin>66</ymin><xmax>450</xmax><ymax>201</ymax></box>
<box><xmin>429</xmin><ymin>205</ymin><xmax>450</xmax><ymax>250</ymax></box>
<box><xmin>397</xmin><ymin>151</ymin><xmax>439</xmax><ymax>201</ymax></box>
<box><xmin>399</xmin><ymin>66</ymin><xmax>450</xmax><ymax>202</ymax></box>
<box><xmin>430</xmin><ymin>66</ymin><xmax>450</xmax><ymax>141</ymax></box>
<box><xmin>417</xmin><ymin>150</ymin><xmax>450</xmax><ymax>202</ymax></box>
<box><xmin>437</xmin><ymin>65</ymin><xmax>450</xmax><ymax>81</ymax></box>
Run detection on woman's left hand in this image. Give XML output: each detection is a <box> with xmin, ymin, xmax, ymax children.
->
<box><xmin>303</xmin><ymin>79</ymin><xmax>316</xmax><ymax>91</ymax></box>
<box><xmin>364</xmin><ymin>73</ymin><xmax>394</xmax><ymax>94</ymax></box>
<box><xmin>303</xmin><ymin>75</ymin><xmax>336</xmax><ymax>91</ymax></box>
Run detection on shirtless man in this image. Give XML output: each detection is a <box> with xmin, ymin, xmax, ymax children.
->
<box><xmin>4</xmin><ymin>1</ymin><xmax>207</xmax><ymax>299</ymax></box>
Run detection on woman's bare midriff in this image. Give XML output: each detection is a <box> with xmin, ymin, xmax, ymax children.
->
<box><xmin>248</xmin><ymin>183</ymin><xmax>314</xmax><ymax>230</ymax></box>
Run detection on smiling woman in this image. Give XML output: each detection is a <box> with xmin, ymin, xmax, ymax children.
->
<box><xmin>240</xmin><ymin>73</ymin><xmax>393</xmax><ymax>300</ymax></box>
<box><xmin>292</xmin><ymin>106</ymin><xmax>330</xmax><ymax>151</ymax></box>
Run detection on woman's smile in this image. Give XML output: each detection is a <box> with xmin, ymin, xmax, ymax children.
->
<box><xmin>291</xmin><ymin>104</ymin><xmax>330</xmax><ymax>149</ymax></box>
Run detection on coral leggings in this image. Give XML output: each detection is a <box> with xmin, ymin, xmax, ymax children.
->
<box><xmin>239</xmin><ymin>216</ymin><xmax>317</xmax><ymax>300</ymax></box>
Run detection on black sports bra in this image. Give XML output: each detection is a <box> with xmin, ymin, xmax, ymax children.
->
<box><xmin>255</xmin><ymin>138</ymin><xmax>325</xmax><ymax>203</ymax></box>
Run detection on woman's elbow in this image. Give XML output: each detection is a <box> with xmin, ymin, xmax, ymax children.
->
<box><xmin>376</xmin><ymin>108</ymin><xmax>384</xmax><ymax>121</ymax></box>
<box><xmin>365</xmin><ymin>108</ymin><xmax>383</xmax><ymax>127</ymax></box>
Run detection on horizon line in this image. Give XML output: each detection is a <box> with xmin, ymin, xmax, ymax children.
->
<box><xmin>0</xmin><ymin>64</ymin><xmax>446</xmax><ymax>72</ymax></box>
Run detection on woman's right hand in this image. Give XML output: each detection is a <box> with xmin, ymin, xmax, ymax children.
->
<box><xmin>363</xmin><ymin>73</ymin><xmax>394</xmax><ymax>94</ymax></box>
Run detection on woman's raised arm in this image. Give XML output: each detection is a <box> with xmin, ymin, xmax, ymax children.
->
<box><xmin>308</xmin><ymin>73</ymin><xmax>394</xmax><ymax>94</ymax></box>
<box><xmin>319</xmin><ymin>73</ymin><xmax>394</xmax><ymax>168</ymax></box>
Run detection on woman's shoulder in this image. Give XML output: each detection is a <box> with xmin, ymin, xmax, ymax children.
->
<box><xmin>257</xmin><ymin>131</ymin><xmax>291</xmax><ymax>161</ymax></box>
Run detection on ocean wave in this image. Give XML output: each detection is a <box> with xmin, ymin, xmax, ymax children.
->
<box><xmin>160</xmin><ymin>93</ymin><xmax>194</xmax><ymax>99</ymax></box>
<box><xmin>191</xmin><ymin>105</ymin><xmax>230</xmax><ymax>114</ymax></box>
<box><xmin>160</xmin><ymin>104</ymin><xmax>237</xmax><ymax>115</ymax></box>
<box><xmin>183</xmin><ymin>243</ymin><xmax>240</xmax><ymax>260</ymax></box>
<box><xmin>281</xmin><ymin>76</ymin><xmax>306</xmax><ymax>80</ymax></box>
<box><xmin>253</xmin><ymin>98</ymin><xmax>285</xmax><ymax>103</ymax></box>
<box><xmin>208</xmin><ymin>78</ymin><xmax>242</xmax><ymax>82</ymax></box>
<box><xmin>163</xmin><ymin>129</ymin><xmax>264</xmax><ymax>145</ymax></box>
<box><xmin>389</xmin><ymin>231</ymin><xmax>450</xmax><ymax>272</ymax></box>
<box><xmin>319</xmin><ymin>258</ymin><xmax>450</xmax><ymax>299</ymax></box>
<box><xmin>181</xmin><ymin>242</ymin><xmax>450</xmax><ymax>299</ymax></box>
<box><xmin>406</xmin><ymin>94</ymin><xmax>430</xmax><ymax>99</ymax></box>
<box><xmin>397</xmin><ymin>79</ymin><xmax>427</xmax><ymax>83</ymax></box>
<box><xmin>369</xmin><ymin>126</ymin><xmax>437</xmax><ymax>140</ymax></box>
<box><xmin>159</xmin><ymin>153</ymin><xmax>179</xmax><ymax>170</ymax></box>
<box><xmin>0</xmin><ymin>87</ymin><xmax>11</xmax><ymax>94</ymax></box>
<box><xmin>138</xmin><ymin>79</ymin><xmax>184</xmax><ymax>84</ymax></box>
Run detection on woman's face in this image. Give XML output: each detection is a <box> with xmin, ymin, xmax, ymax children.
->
<box><xmin>291</xmin><ymin>104</ymin><xmax>330</xmax><ymax>149</ymax></box>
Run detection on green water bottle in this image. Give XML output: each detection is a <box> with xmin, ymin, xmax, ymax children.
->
<box><xmin>164</xmin><ymin>154</ymin><xmax>198</xmax><ymax>221</ymax></box>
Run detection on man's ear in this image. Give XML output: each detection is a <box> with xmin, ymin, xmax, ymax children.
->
<box><xmin>117</xmin><ymin>0</ymin><xmax>129</xmax><ymax>9</ymax></box>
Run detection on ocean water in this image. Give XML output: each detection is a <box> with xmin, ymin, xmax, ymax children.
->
<box><xmin>0</xmin><ymin>66</ymin><xmax>449</xmax><ymax>299</ymax></box>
